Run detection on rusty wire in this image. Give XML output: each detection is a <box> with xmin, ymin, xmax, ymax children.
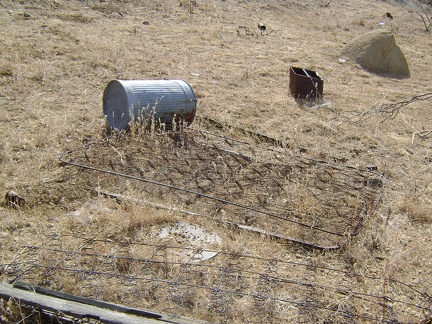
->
<box><xmin>2</xmin><ymin>236</ymin><xmax>431</xmax><ymax>323</ymax></box>
<box><xmin>7</xmin><ymin>128</ymin><xmax>415</xmax><ymax>322</ymax></box>
<box><xmin>59</xmin><ymin>128</ymin><xmax>385</xmax><ymax>249</ymax></box>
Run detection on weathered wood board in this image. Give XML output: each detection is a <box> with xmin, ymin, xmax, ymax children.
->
<box><xmin>0</xmin><ymin>282</ymin><xmax>206</xmax><ymax>324</ymax></box>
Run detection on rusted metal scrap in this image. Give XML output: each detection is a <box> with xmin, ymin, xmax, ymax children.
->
<box><xmin>60</xmin><ymin>129</ymin><xmax>384</xmax><ymax>249</ymax></box>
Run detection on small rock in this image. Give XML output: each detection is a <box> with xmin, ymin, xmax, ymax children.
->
<box><xmin>366</xmin><ymin>165</ymin><xmax>378</xmax><ymax>171</ymax></box>
<box><xmin>5</xmin><ymin>191</ymin><xmax>25</xmax><ymax>209</ymax></box>
<box><xmin>258</xmin><ymin>22</ymin><xmax>266</xmax><ymax>31</ymax></box>
<box><xmin>364</xmin><ymin>178</ymin><xmax>383</xmax><ymax>188</ymax></box>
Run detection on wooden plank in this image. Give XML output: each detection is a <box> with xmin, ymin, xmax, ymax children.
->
<box><xmin>0</xmin><ymin>282</ymin><xmax>206</xmax><ymax>324</ymax></box>
<box><xmin>12</xmin><ymin>281</ymin><xmax>162</xmax><ymax>319</ymax></box>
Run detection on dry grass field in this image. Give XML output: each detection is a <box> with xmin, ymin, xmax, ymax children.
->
<box><xmin>1</xmin><ymin>0</ymin><xmax>432</xmax><ymax>323</ymax></box>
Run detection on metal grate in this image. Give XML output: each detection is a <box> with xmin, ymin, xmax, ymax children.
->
<box><xmin>3</xmin><ymin>236</ymin><xmax>430</xmax><ymax>323</ymax></box>
<box><xmin>2</xmin><ymin>130</ymin><xmax>430</xmax><ymax>323</ymax></box>
<box><xmin>60</xmin><ymin>128</ymin><xmax>384</xmax><ymax>249</ymax></box>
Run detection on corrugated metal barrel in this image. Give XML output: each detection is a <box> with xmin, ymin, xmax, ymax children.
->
<box><xmin>103</xmin><ymin>80</ymin><xmax>197</xmax><ymax>131</ymax></box>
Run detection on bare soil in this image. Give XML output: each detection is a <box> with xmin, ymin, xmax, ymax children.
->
<box><xmin>1</xmin><ymin>0</ymin><xmax>432</xmax><ymax>323</ymax></box>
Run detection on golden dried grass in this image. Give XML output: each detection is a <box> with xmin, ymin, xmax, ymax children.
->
<box><xmin>1</xmin><ymin>0</ymin><xmax>432</xmax><ymax>322</ymax></box>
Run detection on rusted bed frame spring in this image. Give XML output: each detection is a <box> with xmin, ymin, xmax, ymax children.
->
<box><xmin>59</xmin><ymin>131</ymin><xmax>385</xmax><ymax>250</ymax></box>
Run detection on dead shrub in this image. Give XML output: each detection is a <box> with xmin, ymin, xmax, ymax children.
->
<box><xmin>398</xmin><ymin>196</ymin><xmax>432</xmax><ymax>224</ymax></box>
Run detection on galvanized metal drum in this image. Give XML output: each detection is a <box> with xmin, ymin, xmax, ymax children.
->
<box><xmin>103</xmin><ymin>80</ymin><xmax>197</xmax><ymax>131</ymax></box>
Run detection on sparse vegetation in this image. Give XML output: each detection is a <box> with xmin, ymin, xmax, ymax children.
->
<box><xmin>416</xmin><ymin>5</ymin><xmax>432</xmax><ymax>31</ymax></box>
<box><xmin>1</xmin><ymin>0</ymin><xmax>432</xmax><ymax>323</ymax></box>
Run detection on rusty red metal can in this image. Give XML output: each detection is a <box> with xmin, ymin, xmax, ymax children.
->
<box><xmin>289</xmin><ymin>66</ymin><xmax>324</xmax><ymax>99</ymax></box>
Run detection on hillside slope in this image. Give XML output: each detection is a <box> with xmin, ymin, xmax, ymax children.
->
<box><xmin>1</xmin><ymin>0</ymin><xmax>431</xmax><ymax>322</ymax></box>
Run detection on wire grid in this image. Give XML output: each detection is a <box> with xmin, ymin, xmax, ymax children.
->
<box><xmin>4</xmin><ymin>123</ymin><xmax>431</xmax><ymax>323</ymax></box>
<box><xmin>60</xmin><ymin>128</ymin><xmax>384</xmax><ymax>249</ymax></box>
<box><xmin>4</xmin><ymin>235</ymin><xmax>431</xmax><ymax>323</ymax></box>
<box><xmin>5</xmin><ymin>127</ymin><xmax>420</xmax><ymax>323</ymax></box>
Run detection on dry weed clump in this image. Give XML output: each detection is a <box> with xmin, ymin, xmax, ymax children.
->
<box><xmin>398</xmin><ymin>195</ymin><xmax>432</xmax><ymax>224</ymax></box>
<box><xmin>0</xmin><ymin>298</ymin><xmax>39</xmax><ymax>324</ymax></box>
<box><xmin>126</xmin><ymin>205</ymin><xmax>179</xmax><ymax>234</ymax></box>
<box><xmin>62</xmin><ymin>195</ymin><xmax>180</xmax><ymax>242</ymax></box>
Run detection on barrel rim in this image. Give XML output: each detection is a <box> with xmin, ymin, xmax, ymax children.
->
<box><xmin>103</xmin><ymin>80</ymin><xmax>133</xmax><ymax>131</ymax></box>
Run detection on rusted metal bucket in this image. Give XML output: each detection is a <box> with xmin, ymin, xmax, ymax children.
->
<box><xmin>289</xmin><ymin>66</ymin><xmax>323</xmax><ymax>99</ymax></box>
<box><xmin>103</xmin><ymin>80</ymin><xmax>197</xmax><ymax>131</ymax></box>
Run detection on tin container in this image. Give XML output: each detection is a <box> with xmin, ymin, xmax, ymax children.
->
<box><xmin>289</xmin><ymin>67</ymin><xmax>323</xmax><ymax>99</ymax></box>
<box><xmin>103</xmin><ymin>80</ymin><xmax>197</xmax><ymax>131</ymax></box>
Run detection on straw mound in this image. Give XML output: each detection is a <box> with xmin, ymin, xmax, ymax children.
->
<box><xmin>342</xmin><ymin>29</ymin><xmax>410</xmax><ymax>78</ymax></box>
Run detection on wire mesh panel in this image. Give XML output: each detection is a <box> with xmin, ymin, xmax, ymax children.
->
<box><xmin>5</xmin><ymin>128</ymin><xmax>426</xmax><ymax>323</ymax></box>
<box><xmin>61</xmin><ymin>128</ymin><xmax>384</xmax><ymax>249</ymax></box>
<box><xmin>4</xmin><ymin>236</ymin><xmax>430</xmax><ymax>323</ymax></box>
